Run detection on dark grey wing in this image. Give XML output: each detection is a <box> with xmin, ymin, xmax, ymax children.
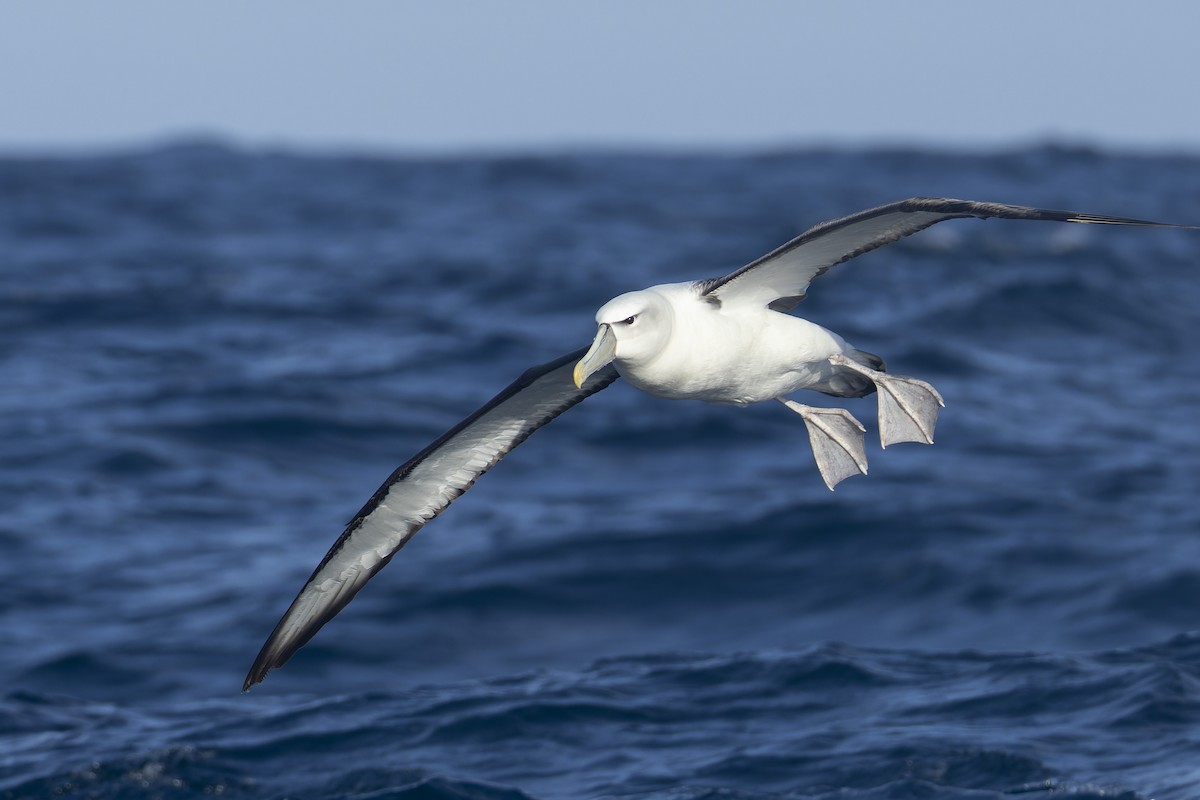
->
<box><xmin>244</xmin><ymin>348</ymin><xmax>619</xmax><ymax>690</ymax></box>
<box><xmin>699</xmin><ymin>197</ymin><xmax>1188</xmax><ymax>311</ymax></box>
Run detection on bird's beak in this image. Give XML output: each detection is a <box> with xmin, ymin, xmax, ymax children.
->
<box><xmin>573</xmin><ymin>323</ymin><xmax>617</xmax><ymax>389</ymax></box>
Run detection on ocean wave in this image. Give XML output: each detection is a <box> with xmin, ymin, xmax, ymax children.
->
<box><xmin>8</xmin><ymin>637</ymin><xmax>1200</xmax><ymax>799</ymax></box>
<box><xmin>4</xmin><ymin>145</ymin><xmax>1200</xmax><ymax>799</ymax></box>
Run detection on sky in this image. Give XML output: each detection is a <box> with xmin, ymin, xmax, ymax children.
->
<box><xmin>2</xmin><ymin>1</ymin><xmax>1199</xmax><ymax>154</ymax></box>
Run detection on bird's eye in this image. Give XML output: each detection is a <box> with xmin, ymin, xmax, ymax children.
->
<box><xmin>622</xmin><ymin>315</ymin><xmax>637</xmax><ymax>325</ymax></box>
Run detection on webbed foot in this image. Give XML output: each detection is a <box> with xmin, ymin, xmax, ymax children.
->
<box><xmin>778</xmin><ymin>399</ymin><xmax>869</xmax><ymax>491</ymax></box>
<box><xmin>828</xmin><ymin>353</ymin><xmax>945</xmax><ymax>448</ymax></box>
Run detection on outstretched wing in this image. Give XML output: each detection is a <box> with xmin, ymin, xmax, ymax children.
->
<box><xmin>244</xmin><ymin>348</ymin><xmax>619</xmax><ymax>690</ymax></box>
<box><xmin>699</xmin><ymin>197</ymin><xmax>1188</xmax><ymax>311</ymax></box>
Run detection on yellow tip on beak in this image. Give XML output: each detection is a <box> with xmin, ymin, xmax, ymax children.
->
<box><xmin>573</xmin><ymin>323</ymin><xmax>617</xmax><ymax>389</ymax></box>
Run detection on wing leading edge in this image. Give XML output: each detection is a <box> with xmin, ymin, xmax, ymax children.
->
<box><xmin>699</xmin><ymin>197</ymin><xmax>1191</xmax><ymax>311</ymax></box>
<box><xmin>244</xmin><ymin>347</ymin><xmax>619</xmax><ymax>690</ymax></box>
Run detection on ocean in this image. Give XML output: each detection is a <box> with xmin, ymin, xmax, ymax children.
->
<box><xmin>2</xmin><ymin>142</ymin><xmax>1199</xmax><ymax>799</ymax></box>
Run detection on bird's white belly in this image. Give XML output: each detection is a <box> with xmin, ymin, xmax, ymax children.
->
<box><xmin>618</xmin><ymin>311</ymin><xmax>847</xmax><ymax>406</ymax></box>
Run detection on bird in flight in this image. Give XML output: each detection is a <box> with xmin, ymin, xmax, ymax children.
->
<box><xmin>244</xmin><ymin>197</ymin><xmax>1191</xmax><ymax>690</ymax></box>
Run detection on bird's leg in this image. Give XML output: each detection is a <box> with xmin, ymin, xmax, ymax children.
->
<box><xmin>828</xmin><ymin>353</ymin><xmax>945</xmax><ymax>448</ymax></box>
<box><xmin>777</xmin><ymin>398</ymin><xmax>868</xmax><ymax>491</ymax></box>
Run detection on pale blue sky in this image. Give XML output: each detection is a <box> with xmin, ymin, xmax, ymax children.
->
<box><xmin>2</xmin><ymin>1</ymin><xmax>1198</xmax><ymax>153</ymax></box>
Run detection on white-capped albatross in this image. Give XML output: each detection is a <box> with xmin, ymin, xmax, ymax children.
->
<box><xmin>244</xmin><ymin>197</ymin><xmax>1192</xmax><ymax>690</ymax></box>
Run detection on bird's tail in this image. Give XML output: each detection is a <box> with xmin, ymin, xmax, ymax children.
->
<box><xmin>816</xmin><ymin>349</ymin><xmax>885</xmax><ymax>398</ymax></box>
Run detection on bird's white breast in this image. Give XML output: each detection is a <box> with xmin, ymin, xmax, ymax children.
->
<box><xmin>615</xmin><ymin>285</ymin><xmax>849</xmax><ymax>405</ymax></box>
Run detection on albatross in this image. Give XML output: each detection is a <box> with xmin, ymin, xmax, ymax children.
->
<box><xmin>244</xmin><ymin>197</ymin><xmax>1191</xmax><ymax>690</ymax></box>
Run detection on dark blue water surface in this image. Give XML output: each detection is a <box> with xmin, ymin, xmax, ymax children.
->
<box><xmin>3</xmin><ymin>143</ymin><xmax>1200</xmax><ymax>799</ymax></box>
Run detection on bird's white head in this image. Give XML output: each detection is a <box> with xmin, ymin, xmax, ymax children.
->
<box><xmin>573</xmin><ymin>289</ymin><xmax>673</xmax><ymax>388</ymax></box>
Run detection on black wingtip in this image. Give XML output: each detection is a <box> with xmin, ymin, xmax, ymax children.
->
<box><xmin>1061</xmin><ymin>211</ymin><xmax>1198</xmax><ymax>228</ymax></box>
<box><xmin>242</xmin><ymin>657</ymin><xmax>271</xmax><ymax>692</ymax></box>
<box><xmin>242</xmin><ymin>670</ymin><xmax>262</xmax><ymax>692</ymax></box>
<box><xmin>243</xmin><ymin>633</ymin><xmax>293</xmax><ymax>692</ymax></box>
<box><xmin>900</xmin><ymin>196</ymin><xmax>1197</xmax><ymax>228</ymax></box>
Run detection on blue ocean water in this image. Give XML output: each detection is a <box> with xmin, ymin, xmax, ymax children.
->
<box><xmin>2</xmin><ymin>142</ymin><xmax>1200</xmax><ymax>799</ymax></box>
